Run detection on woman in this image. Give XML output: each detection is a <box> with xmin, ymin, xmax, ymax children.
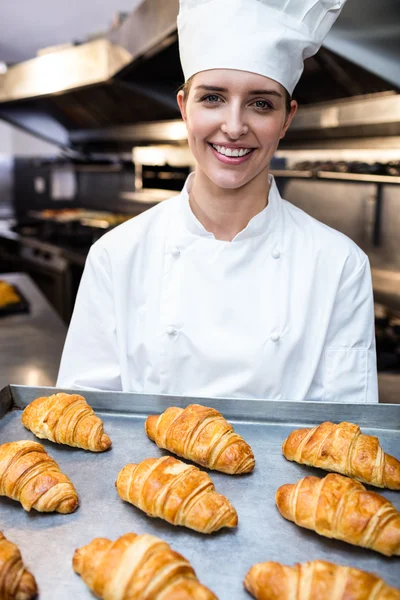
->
<box><xmin>57</xmin><ymin>0</ymin><xmax>378</xmax><ymax>403</ymax></box>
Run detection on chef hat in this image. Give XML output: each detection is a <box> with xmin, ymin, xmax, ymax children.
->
<box><xmin>177</xmin><ymin>0</ymin><xmax>347</xmax><ymax>95</ymax></box>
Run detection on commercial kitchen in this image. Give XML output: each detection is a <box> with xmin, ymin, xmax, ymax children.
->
<box><xmin>1</xmin><ymin>0</ymin><xmax>400</xmax><ymax>401</ymax></box>
<box><xmin>0</xmin><ymin>2</ymin><xmax>399</xmax><ymax>599</ymax></box>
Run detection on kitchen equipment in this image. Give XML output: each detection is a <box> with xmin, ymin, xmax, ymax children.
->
<box><xmin>0</xmin><ymin>385</ymin><xmax>399</xmax><ymax>599</ymax></box>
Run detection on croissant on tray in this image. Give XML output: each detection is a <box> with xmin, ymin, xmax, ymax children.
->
<box><xmin>276</xmin><ymin>473</ymin><xmax>400</xmax><ymax>556</ymax></box>
<box><xmin>0</xmin><ymin>530</ymin><xmax>38</xmax><ymax>600</ymax></box>
<box><xmin>145</xmin><ymin>403</ymin><xmax>255</xmax><ymax>474</ymax></box>
<box><xmin>22</xmin><ymin>392</ymin><xmax>112</xmax><ymax>452</ymax></box>
<box><xmin>116</xmin><ymin>456</ymin><xmax>238</xmax><ymax>534</ymax></box>
<box><xmin>0</xmin><ymin>440</ymin><xmax>79</xmax><ymax>513</ymax></box>
<box><xmin>244</xmin><ymin>559</ymin><xmax>400</xmax><ymax>600</ymax></box>
<box><xmin>282</xmin><ymin>421</ymin><xmax>400</xmax><ymax>489</ymax></box>
<box><xmin>73</xmin><ymin>532</ymin><xmax>217</xmax><ymax>600</ymax></box>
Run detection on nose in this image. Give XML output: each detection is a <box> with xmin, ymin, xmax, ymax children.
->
<box><xmin>220</xmin><ymin>105</ymin><xmax>249</xmax><ymax>139</ymax></box>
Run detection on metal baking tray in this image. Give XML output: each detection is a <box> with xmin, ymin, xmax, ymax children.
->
<box><xmin>0</xmin><ymin>385</ymin><xmax>399</xmax><ymax>599</ymax></box>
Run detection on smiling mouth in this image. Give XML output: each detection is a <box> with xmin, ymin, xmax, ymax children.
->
<box><xmin>208</xmin><ymin>143</ymin><xmax>255</xmax><ymax>158</ymax></box>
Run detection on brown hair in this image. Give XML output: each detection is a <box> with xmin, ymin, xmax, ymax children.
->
<box><xmin>179</xmin><ymin>75</ymin><xmax>293</xmax><ymax>114</ymax></box>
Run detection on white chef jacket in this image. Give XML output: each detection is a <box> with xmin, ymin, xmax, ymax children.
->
<box><xmin>57</xmin><ymin>174</ymin><xmax>378</xmax><ymax>403</ymax></box>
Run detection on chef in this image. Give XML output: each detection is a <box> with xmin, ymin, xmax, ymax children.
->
<box><xmin>57</xmin><ymin>0</ymin><xmax>378</xmax><ymax>403</ymax></box>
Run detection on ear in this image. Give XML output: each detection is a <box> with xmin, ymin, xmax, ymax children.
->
<box><xmin>177</xmin><ymin>90</ymin><xmax>187</xmax><ymax>123</ymax></box>
<box><xmin>280</xmin><ymin>100</ymin><xmax>298</xmax><ymax>139</ymax></box>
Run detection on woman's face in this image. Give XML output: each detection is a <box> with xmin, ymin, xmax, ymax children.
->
<box><xmin>177</xmin><ymin>69</ymin><xmax>297</xmax><ymax>191</ymax></box>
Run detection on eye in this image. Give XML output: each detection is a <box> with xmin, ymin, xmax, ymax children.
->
<box><xmin>252</xmin><ymin>99</ymin><xmax>274</xmax><ymax>111</ymax></box>
<box><xmin>200</xmin><ymin>94</ymin><xmax>222</xmax><ymax>104</ymax></box>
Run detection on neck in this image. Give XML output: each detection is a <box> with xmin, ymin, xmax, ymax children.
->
<box><xmin>188</xmin><ymin>169</ymin><xmax>271</xmax><ymax>241</ymax></box>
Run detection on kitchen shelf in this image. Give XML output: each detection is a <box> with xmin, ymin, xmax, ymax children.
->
<box><xmin>271</xmin><ymin>170</ymin><xmax>400</xmax><ymax>185</ymax></box>
<box><xmin>120</xmin><ymin>189</ymin><xmax>180</xmax><ymax>204</ymax></box>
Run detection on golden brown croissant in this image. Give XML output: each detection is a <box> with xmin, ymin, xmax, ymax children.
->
<box><xmin>276</xmin><ymin>473</ymin><xmax>400</xmax><ymax>556</ymax></box>
<box><xmin>0</xmin><ymin>531</ymin><xmax>38</xmax><ymax>600</ymax></box>
<box><xmin>0</xmin><ymin>440</ymin><xmax>79</xmax><ymax>513</ymax></box>
<box><xmin>282</xmin><ymin>421</ymin><xmax>400</xmax><ymax>490</ymax></box>
<box><xmin>116</xmin><ymin>456</ymin><xmax>238</xmax><ymax>533</ymax></box>
<box><xmin>244</xmin><ymin>559</ymin><xmax>400</xmax><ymax>600</ymax></box>
<box><xmin>145</xmin><ymin>403</ymin><xmax>255</xmax><ymax>474</ymax></box>
<box><xmin>22</xmin><ymin>392</ymin><xmax>111</xmax><ymax>452</ymax></box>
<box><xmin>73</xmin><ymin>532</ymin><xmax>217</xmax><ymax>600</ymax></box>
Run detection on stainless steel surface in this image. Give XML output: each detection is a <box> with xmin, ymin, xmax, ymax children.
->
<box><xmin>372</xmin><ymin>269</ymin><xmax>400</xmax><ymax>313</ymax></box>
<box><xmin>0</xmin><ymin>274</ymin><xmax>67</xmax><ymax>388</ymax></box>
<box><xmin>271</xmin><ymin>169</ymin><xmax>314</xmax><ymax>179</ymax></box>
<box><xmin>120</xmin><ymin>189</ymin><xmax>179</xmax><ymax>204</ymax></box>
<box><xmin>0</xmin><ymin>156</ymin><xmax>13</xmax><ymax>219</ymax></box>
<box><xmin>132</xmin><ymin>144</ymin><xmax>195</xmax><ymax>167</ymax></box>
<box><xmin>0</xmin><ymin>0</ymin><xmax>182</xmax><ymax>146</ymax></box>
<box><xmin>279</xmin><ymin>136</ymin><xmax>400</xmax><ymax>151</ymax></box>
<box><xmin>0</xmin><ymin>39</ymin><xmax>133</xmax><ymax>102</ymax></box>
<box><xmin>282</xmin><ymin>179</ymin><xmax>376</xmax><ymax>252</ymax></box>
<box><xmin>324</xmin><ymin>0</ymin><xmax>400</xmax><ymax>89</ymax></box>
<box><xmin>273</xmin><ymin>170</ymin><xmax>400</xmax><ymax>184</ymax></box>
<box><xmin>0</xmin><ymin>385</ymin><xmax>399</xmax><ymax>599</ymax></box>
<box><xmin>375</xmin><ymin>187</ymin><xmax>400</xmax><ymax>271</ymax></box>
<box><xmin>108</xmin><ymin>0</ymin><xmax>179</xmax><ymax>65</ymax></box>
<box><xmin>287</xmin><ymin>93</ymin><xmax>400</xmax><ymax>140</ymax></box>
<box><xmin>282</xmin><ymin>178</ymin><xmax>400</xmax><ymax>311</ymax></box>
<box><xmin>20</xmin><ymin>243</ymin><xmax>68</xmax><ymax>273</ymax></box>
<box><xmin>317</xmin><ymin>172</ymin><xmax>400</xmax><ymax>184</ymax></box>
<box><xmin>70</xmin><ymin>120</ymin><xmax>188</xmax><ymax>145</ymax></box>
<box><xmin>378</xmin><ymin>373</ymin><xmax>400</xmax><ymax>405</ymax></box>
<box><xmin>15</xmin><ymin>241</ymin><xmax>72</xmax><ymax>322</ymax></box>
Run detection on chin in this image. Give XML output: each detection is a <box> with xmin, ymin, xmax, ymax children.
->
<box><xmin>205</xmin><ymin>169</ymin><xmax>252</xmax><ymax>190</ymax></box>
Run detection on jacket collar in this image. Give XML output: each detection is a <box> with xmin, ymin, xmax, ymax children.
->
<box><xmin>179</xmin><ymin>172</ymin><xmax>282</xmax><ymax>242</ymax></box>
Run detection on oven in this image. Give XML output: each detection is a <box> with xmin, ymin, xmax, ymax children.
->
<box><xmin>18</xmin><ymin>239</ymin><xmax>72</xmax><ymax>323</ymax></box>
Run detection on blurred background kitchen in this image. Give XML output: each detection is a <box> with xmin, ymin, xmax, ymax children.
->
<box><xmin>0</xmin><ymin>0</ymin><xmax>399</xmax><ymax>401</ymax></box>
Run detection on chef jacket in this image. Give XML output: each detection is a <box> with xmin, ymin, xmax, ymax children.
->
<box><xmin>57</xmin><ymin>174</ymin><xmax>378</xmax><ymax>403</ymax></box>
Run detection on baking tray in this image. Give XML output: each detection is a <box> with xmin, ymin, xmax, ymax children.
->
<box><xmin>0</xmin><ymin>385</ymin><xmax>399</xmax><ymax>599</ymax></box>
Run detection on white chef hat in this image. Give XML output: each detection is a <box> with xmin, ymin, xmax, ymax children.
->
<box><xmin>178</xmin><ymin>0</ymin><xmax>347</xmax><ymax>95</ymax></box>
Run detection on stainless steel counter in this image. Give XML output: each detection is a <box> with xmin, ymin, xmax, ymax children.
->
<box><xmin>0</xmin><ymin>272</ymin><xmax>67</xmax><ymax>388</ymax></box>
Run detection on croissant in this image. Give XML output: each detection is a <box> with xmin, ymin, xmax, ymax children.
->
<box><xmin>145</xmin><ymin>403</ymin><xmax>255</xmax><ymax>474</ymax></box>
<box><xmin>0</xmin><ymin>531</ymin><xmax>38</xmax><ymax>600</ymax></box>
<box><xmin>282</xmin><ymin>421</ymin><xmax>400</xmax><ymax>489</ymax></box>
<box><xmin>73</xmin><ymin>532</ymin><xmax>217</xmax><ymax>600</ymax></box>
<box><xmin>0</xmin><ymin>440</ymin><xmax>79</xmax><ymax>513</ymax></box>
<box><xmin>276</xmin><ymin>473</ymin><xmax>400</xmax><ymax>556</ymax></box>
<box><xmin>244</xmin><ymin>559</ymin><xmax>400</xmax><ymax>600</ymax></box>
<box><xmin>116</xmin><ymin>456</ymin><xmax>238</xmax><ymax>533</ymax></box>
<box><xmin>22</xmin><ymin>392</ymin><xmax>112</xmax><ymax>452</ymax></box>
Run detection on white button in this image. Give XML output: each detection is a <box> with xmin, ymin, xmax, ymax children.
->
<box><xmin>271</xmin><ymin>332</ymin><xmax>280</xmax><ymax>342</ymax></box>
<box><xmin>272</xmin><ymin>249</ymin><xmax>281</xmax><ymax>259</ymax></box>
<box><xmin>171</xmin><ymin>247</ymin><xmax>180</xmax><ymax>257</ymax></box>
<box><xmin>166</xmin><ymin>326</ymin><xmax>177</xmax><ymax>336</ymax></box>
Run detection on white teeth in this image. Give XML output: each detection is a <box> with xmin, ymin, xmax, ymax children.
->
<box><xmin>212</xmin><ymin>144</ymin><xmax>252</xmax><ymax>157</ymax></box>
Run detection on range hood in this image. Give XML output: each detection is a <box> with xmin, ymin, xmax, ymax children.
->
<box><xmin>0</xmin><ymin>0</ymin><xmax>182</xmax><ymax>148</ymax></box>
<box><xmin>0</xmin><ymin>0</ymin><xmax>398</xmax><ymax>151</ymax></box>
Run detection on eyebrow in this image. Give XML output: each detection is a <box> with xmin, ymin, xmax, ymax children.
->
<box><xmin>194</xmin><ymin>85</ymin><xmax>283</xmax><ymax>98</ymax></box>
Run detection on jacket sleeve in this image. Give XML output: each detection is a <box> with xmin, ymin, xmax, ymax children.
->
<box><xmin>56</xmin><ymin>243</ymin><xmax>122</xmax><ymax>391</ymax></box>
<box><xmin>322</xmin><ymin>253</ymin><xmax>378</xmax><ymax>403</ymax></box>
